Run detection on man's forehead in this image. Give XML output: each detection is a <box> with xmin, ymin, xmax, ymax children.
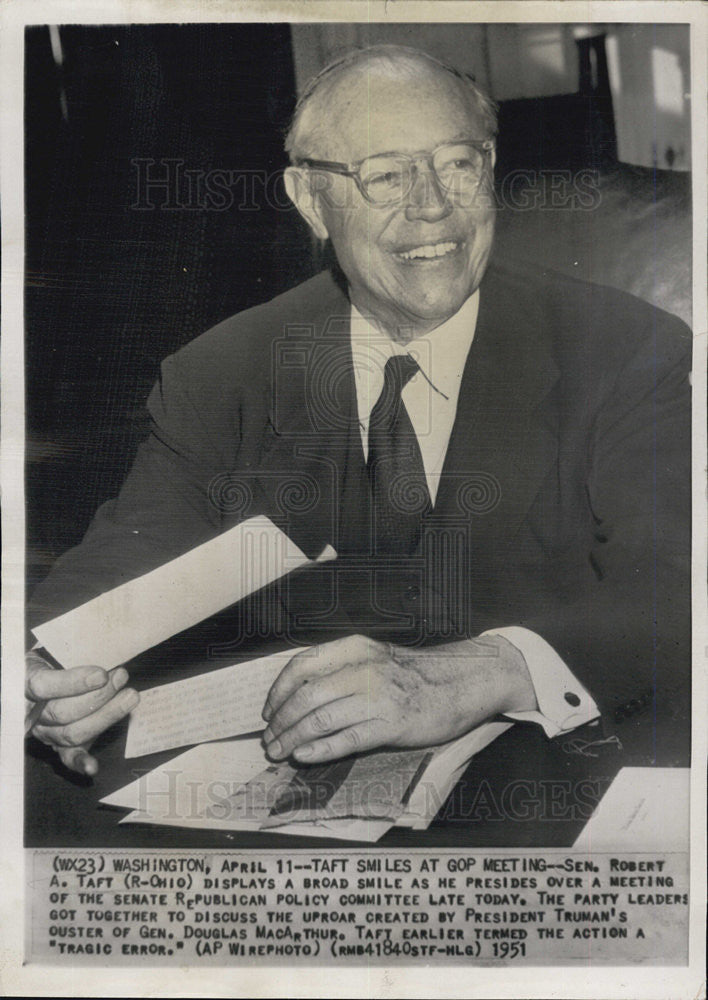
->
<box><xmin>319</xmin><ymin>64</ymin><xmax>483</xmax><ymax>160</ymax></box>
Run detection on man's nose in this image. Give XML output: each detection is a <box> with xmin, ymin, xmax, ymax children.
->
<box><xmin>404</xmin><ymin>163</ymin><xmax>452</xmax><ymax>223</ymax></box>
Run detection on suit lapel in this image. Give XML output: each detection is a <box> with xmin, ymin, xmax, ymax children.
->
<box><xmin>253</xmin><ymin>277</ymin><xmax>365</xmax><ymax>559</ymax></box>
<box><xmin>433</xmin><ymin>265</ymin><xmax>560</xmax><ymax>568</ymax></box>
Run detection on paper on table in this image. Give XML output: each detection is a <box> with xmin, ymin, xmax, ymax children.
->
<box><xmin>397</xmin><ymin>720</ymin><xmax>513</xmax><ymax>828</ymax></box>
<box><xmin>102</xmin><ymin>738</ymin><xmax>392</xmax><ymax>841</ymax></box>
<box><xmin>124</xmin><ymin>646</ymin><xmax>310</xmax><ymax>758</ymax></box>
<box><xmin>572</xmin><ymin>766</ymin><xmax>689</xmax><ymax>851</ymax></box>
<box><xmin>33</xmin><ymin>516</ymin><xmax>335</xmax><ymax>669</ymax></box>
<box><xmin>101</xmin><ymin>737</ymin><xmax>271</xmax><ymax>813</ymax></box>
<box><xmin>119</xmin><ymin>809</ymin><xmax>392</xmax><ymax>843</ymax></box>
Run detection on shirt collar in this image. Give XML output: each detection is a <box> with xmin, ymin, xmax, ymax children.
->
<box><xmin>350</xmin><ymin>290</ymin><xmax>479</xmax><ymax>412</ymax></box>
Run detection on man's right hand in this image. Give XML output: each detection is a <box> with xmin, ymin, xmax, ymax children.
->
<box><xmin>25</xmin><ymin>650</ymin><xmax>139</xmax><ymax>775</ymax></box>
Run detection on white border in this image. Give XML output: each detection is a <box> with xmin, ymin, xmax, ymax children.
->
<box><xmin>1</xmin><ymin>2</ymin><xmax>706</xmax><ymax>998</ymax></box>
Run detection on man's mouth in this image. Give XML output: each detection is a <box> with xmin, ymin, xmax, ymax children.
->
<box><xmin>395</xmin><ymin>240</ymin><xmax>462</xmax><ymax>261</ymax></box>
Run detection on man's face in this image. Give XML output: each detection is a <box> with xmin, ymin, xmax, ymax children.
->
<box><xmin>295</xmin><ymin>68</ymin><xmax>496</xmax><ymax>340</ymax></box>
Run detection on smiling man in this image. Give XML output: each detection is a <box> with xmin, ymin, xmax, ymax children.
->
<box><xmin>283</xmin><ymin>51</ymin><xmax>497</xmax><ymax>340</ymax></box>
<box><xmin>26</xmin><ymin>45</ymin><xmax>691</xmax><ymax>776</ymax></box>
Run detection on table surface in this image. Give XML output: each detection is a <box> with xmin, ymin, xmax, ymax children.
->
<box><xmin>23</xmin><ymin>635</ymin><xmax>662</xmax><ymax>851</ymax></box>
<box><xmin>26</xmin><ymin>720</ymin><xmax>628</xmax><ymax>850</ymax></box>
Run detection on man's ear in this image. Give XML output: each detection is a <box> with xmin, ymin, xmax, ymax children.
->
<box><xmin>284</xmin><ymin>167</ymin><xmax>330</xmax><ymax>241</ymax></box>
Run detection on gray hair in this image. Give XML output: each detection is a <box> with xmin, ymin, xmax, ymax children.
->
<box><xmin>285</xmin><ymin>44</ymin><xmax>498</xmax><ymax>163</ymax></box>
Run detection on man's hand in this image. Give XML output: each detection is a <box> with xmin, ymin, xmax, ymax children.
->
<box><xmin>25</xmin><ymin>650</ymin><xmax>139</xmax><ymax>776</ymax></box>
<box><xmin>262</xmin><ymin>634</ymin><xmax>537</xmax><ymax>763</ymax></box>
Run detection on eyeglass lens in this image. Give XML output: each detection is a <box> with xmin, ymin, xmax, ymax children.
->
<box><xmin>359</xmin><ymin>143</ymin><xmax>486</xmax><ymax>204</ymax></box>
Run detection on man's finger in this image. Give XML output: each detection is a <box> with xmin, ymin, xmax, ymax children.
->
<box><xmin>57</xmin><ymin>745</ymin><xmax>99</xmax><ymax>777</ymax></box>
<box><xmin>26</xmin><ymin>661</ymin><xmax>109</xmax><ymax>701</ymax></box>
<box><xmin>33</xmin><ymin>687</ymin><xmax>139</xmax><ymax>748</ymax></box>
<box><xmin>264</xmin><ymin>664</ymin><xmax>367</xmax><ymax>743</ymax></box>
<box><xmin>263</xmin><ymin>644</ymin><xmax>345</xmax><ymax>720</ymax></box>
<box><xmin>38</xmin><ymin>668</ymin><xmax>130</xmax><ymax>726</ymax></box>
<box><xmin>263</xmin><ymin>635</ymin><xmax>374</xmax><ymax>720</ymax></box>
<box><xmin>264</xmin><ymin>694</ymin><xmax>365</xmax><ymax>760</ymax></box>
<box><xmin>290</xmin><ymin>720</ymin><xmax>387</xmax><ymax>764</ymax></box>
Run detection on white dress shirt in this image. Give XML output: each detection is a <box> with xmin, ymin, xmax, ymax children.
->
<box><xmin>350</xmin><ymin>296</ymin><xmax>600</xmax><ymax>738</ymax></box>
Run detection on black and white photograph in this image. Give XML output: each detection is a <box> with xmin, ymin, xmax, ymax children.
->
<box><xmin>1</xmin><ymin>2</ymin><xmax>706</xmax><ymax>996</ymax></box>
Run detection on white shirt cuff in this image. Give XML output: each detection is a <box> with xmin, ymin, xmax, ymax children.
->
<box><xmin>480</xmin><ymin>626</ymin><xmax>600</xmax><ymax>738</ymax></box>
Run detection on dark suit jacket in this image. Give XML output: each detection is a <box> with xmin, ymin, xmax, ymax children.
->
<box><xmin>29</xmin><ymin>261</ymin><xmax>692</xmax><ymax>762</ymax></box>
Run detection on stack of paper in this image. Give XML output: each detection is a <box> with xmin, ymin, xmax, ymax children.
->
<box><xmin>398</xmin><ymin>720</ymin><xmax>513</xmax><ymax>828</ymax></box>
<box><xmin>101</xmin><ymin>738</ymin><xmax>395</xmax><ymax>843</ymax></box>
<box><xmin>33</xmin><ymin>515</ymin><xmax>511</xmax><ymax>842</ymax></box>
<box><xmin>99</xmin><ymin>641</ymin><xmax>514</xmax><ymax>841</ymax></box>
<box><xmin>101</xmin><ymin>717</ymin><xmax>512</xmax><ymax>842</ymax></box>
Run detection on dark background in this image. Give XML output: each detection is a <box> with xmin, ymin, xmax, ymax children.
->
<box><xmin>26</xmin><ymin>24</ymin><xmax>312</xmax><ymax>591</ymax></box>
<box><xmin>25</xmin><ymin>23</ymin><xmax>691</xmax><ymax>595</ymax></box>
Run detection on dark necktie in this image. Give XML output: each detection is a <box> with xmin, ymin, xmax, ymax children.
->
<box><xmin>367</xmin><ymin>354</ymin><xmax>433</xmax><ymax>554</ymax></box>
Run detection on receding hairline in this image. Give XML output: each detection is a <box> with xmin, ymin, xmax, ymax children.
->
<box><xmin>285</xmin><ymin>45</ymin><xmax>498</xmax><ymax>162</ymax></box>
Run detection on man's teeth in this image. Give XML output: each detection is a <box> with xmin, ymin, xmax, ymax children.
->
<box><xmin>398</xmin><ymin>241</ymin><xmax>458</xmax><ymax>260</ymax></box>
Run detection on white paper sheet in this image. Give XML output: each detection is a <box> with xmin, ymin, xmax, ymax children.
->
<box><xmin>101</xmin><ymin>737</ymin><xmax>271</xmax><ymax>812</ymax></box>
<box><xmin>572</xmin><ymin>766</ymin><xmax>689</xmax><ymax>851</ymax></box>
<box><xmin>124</xmin><ymin>646</ymin><xmax>311</xmax><ymax>757</ymax></box>
<box><xmin>33</xmin><ymin>516</ymin><xmax>335</xmax><ymax>669</ymax></box>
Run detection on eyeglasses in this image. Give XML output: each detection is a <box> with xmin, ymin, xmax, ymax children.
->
<box><xmin>296</xmin><ymin>138</ymin><xmax>495</xmax><ymax>206</ymax></box>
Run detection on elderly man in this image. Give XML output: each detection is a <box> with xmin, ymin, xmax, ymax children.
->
<box><xmin>26</xmin><ymin>45</ymin><xmax>691</xmax><ymax>777</ymax></box>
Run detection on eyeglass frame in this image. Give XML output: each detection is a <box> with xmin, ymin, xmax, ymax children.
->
<box><xmin>294</xmin><ymin>137</ymin><xmax>496</xmax><ymax>206</ymax></box>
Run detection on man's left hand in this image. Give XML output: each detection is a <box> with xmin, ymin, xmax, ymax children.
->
<box><xmin>262</xmin><ymin>634</ymin><xmax>537</xmax><ymax>763</ymax></box>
